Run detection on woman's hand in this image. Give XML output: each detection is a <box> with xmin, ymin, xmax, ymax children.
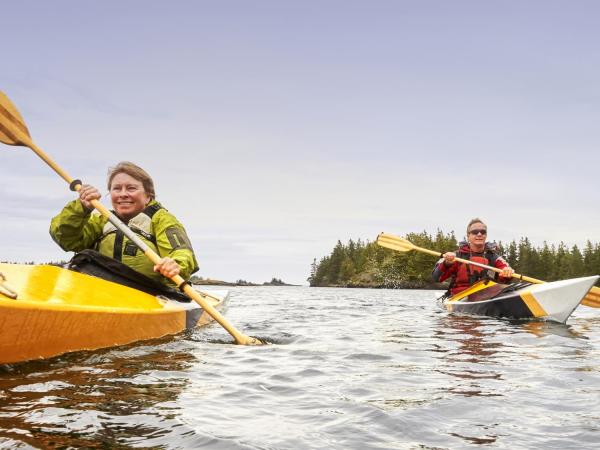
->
<box><xmin>78</xmin><ymin>184</ymin><xmax>102</xmax><ymax>211</ymax></box>
<box><xmin>154</xmin><ymin>257</ymin><xmax>181</xmax><ymax>278</ymax></box>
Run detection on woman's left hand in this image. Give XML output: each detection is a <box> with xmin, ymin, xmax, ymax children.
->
<box><xmin>500</xmin><ymin>267</ymin><xmax>514</xmax><ymax>279</ymax></box>
<box><xmin>154</xmin><ymin>257</ymin><xmax>181</xmax><ymax>278</ymax></box>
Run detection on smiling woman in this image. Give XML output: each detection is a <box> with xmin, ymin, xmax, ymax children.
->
<box><xmin>50</xmin><ymin>161</ymin><xmax>199</xmax><ymax>286</ymax></box>
<box><xmin>1</xmin><ymin>90</ymin><xmax>262</xmax><ymax>345</ymax></box>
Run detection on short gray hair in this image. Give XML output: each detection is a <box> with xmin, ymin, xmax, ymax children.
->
<box><xmin>466</xmin><ymin>218</ymin><xmax>486</xmax><ymax>234</ymax></box>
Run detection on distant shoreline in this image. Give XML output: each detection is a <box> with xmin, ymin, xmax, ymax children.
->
<box><xmin>190</xmin><ymin>277</ymin><xmax>299</xmax><ymax>287</ymax></box>
<box><xmin>307</xmin><ymin>282</ymin><xmax>448</xmax><ymax>290</ymax></box>
<box><xmin>192</xmin><ymin>279</ymin><xmax>446</xmax><ymax>290</ymax></box>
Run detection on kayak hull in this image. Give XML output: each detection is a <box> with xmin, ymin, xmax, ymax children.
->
<box><xmin>0</xmin><ymin>263</ymin><xmax>226</xmax><ymax>364</ymax></box>
<box><xmin>444</xmin><ymin>276</ymin><xmax>599</xmax><ymax>323</ymax></box>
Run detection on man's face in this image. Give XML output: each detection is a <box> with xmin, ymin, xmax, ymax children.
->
<box><xmin>467</xmin><ymin>222</ymin><xmax>487</xmax><ymax>248</ymax></box>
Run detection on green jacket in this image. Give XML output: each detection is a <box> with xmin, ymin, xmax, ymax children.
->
<box><xmin>50</xmin><ymin>199</ymin><xmax>199</xmax><ymax>286</ymax></box>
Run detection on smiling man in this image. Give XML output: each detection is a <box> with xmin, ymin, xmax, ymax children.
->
<box><xmin>50</xmin><ymin>161</ymin><xmax>198</xmax><ymax>286</ymax></box>
<box><xmin>432</xmin><ymin>218</ymin><xmax>514</xmax><ymax>295</ymax></box>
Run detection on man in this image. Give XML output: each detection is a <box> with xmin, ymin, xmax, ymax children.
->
<box><xmin>432</xmin><ymin>218</ymin><xmax>514</xmax><ymax>295</ymax></box>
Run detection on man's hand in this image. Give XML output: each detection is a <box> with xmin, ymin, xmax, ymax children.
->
<box><xmin>442</xmin><ymin>252</ymin><xmax>456</xmax><ymax>266</ymax></box>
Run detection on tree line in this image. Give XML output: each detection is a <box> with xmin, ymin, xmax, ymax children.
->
<box><xmin>308</xmin><ymin>230</ymin><xmax>600</xmax><ymax>289</ymax></box>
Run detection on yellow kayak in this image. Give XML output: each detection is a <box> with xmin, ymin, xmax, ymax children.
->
<box><xmin>0</xmin><ymin>259</ymin><xmax>225</xmax><ymax>364</ymax></box>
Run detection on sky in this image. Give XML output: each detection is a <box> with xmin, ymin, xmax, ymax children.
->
<box><xmin>1</xmin><ymin>1</ymin><xmax>599</xmax><ymax>285</ymax></box>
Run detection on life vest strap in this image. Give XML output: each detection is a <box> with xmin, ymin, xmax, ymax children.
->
<box><xmin>113</xmin><ymin>230</ymin><xmax>125</xmax><ymax>261</ymax></box>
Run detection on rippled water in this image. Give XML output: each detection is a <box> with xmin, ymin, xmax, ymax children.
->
<box><xmin>1</xmin><ymin>286</ymin><xmax>600</xmax><ymax>449</ymax></box>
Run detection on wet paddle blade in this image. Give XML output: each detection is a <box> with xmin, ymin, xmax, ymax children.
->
<box><xmin>0</xmin><ymin>91</ymin><xmax>31</xmax><ymax>146</ymax></box>
<box><xmin>376</xmin><ymin>232</ymin><xmax>416</xmax><ymax>253</ymax></box>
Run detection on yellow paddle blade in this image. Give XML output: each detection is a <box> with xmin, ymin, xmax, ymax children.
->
<box><xmin>582</xmin><ymin>286</ymin><xmax>600</xmax><ymax>308</ymax></box>
<box><xmin>376</xmin><ymin>232</ymin><xmax>416</xmax><ymax>252</ymax></box>
<box><xmin>0</xmin><ymin>90</ymin><xmax>31</xmax><ymax>146</ymax></box>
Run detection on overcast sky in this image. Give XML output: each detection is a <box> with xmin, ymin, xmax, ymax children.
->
<box><xmin>2</xmin><ymin>1</ymin><xmax>599</xmax><ymax>284</ymax></box>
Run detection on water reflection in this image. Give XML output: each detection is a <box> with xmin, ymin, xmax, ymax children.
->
<box><xmin>432</xmin><ymin>314</ymin><xmax>589</xmax><ymax>401</ymax></box>
<box><xmin>0</xmin><ymin>336</ymin><xmax>198</xmax><ymax>448</ymax></box>
<box><xmin>435</xmin><ymin>315</ymin><xmax>504</xmax><ymax>362</ymax></box>
<box><xmin>432</xmin><ymin>315</ymin><xmax>504</xmax><ymax>403</ymax></box>
<box><xmin>514</xmin><ymin>320</ymin><xmax>584</xmax><ymax>340</ymax></box>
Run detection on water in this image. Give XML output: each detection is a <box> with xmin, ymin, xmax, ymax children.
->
<box><xmin>1</xmin><ymin>286</ymin><xmax>600</xmax><ymax>449</ymax></box>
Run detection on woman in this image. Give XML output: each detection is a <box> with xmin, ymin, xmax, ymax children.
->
<box><xmin>50</xmin><ymin>161</ymin><xmax>198</xmax><ymax>285</ymax></box>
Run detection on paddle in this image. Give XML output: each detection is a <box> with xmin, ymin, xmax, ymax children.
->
<box><xmin>376</xmin><ymin>232</ymin><xmax>600</xmax><ymax>308</ymax></box>
<box><xmin>0</xmin><ymin>90</ymin><xmax>264</xmax><ymax>345</ymax></box>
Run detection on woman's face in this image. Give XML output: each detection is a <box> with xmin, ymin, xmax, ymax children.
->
<box><xmin>109</xmin><ymin>172</ymin><xmax>151</xmax><ymax>221</ymax></box>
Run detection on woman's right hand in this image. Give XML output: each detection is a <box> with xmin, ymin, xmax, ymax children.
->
<box><xmin>78</xmin><ymin>184</ymin><xmax>102</xmax><ymax>211</ymax></box>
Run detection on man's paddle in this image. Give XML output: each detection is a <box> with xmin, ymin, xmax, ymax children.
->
<box><xmin>376</xmin><ymin>232</ymin><xmax>600</xmax><ymax>308</ymax></box>
<box><xmin>0</xmin><ymin>90</ymin><xmax>263</xmax><ymax>345</ymax></box>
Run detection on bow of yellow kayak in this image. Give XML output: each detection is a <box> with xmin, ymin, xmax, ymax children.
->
<box><xmin>0</xmin><ymin>262</ymin><xmax>225</xmax><ymax>364</ymax></box>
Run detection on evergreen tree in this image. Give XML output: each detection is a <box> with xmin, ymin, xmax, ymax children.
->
<box><xmin>569</xmin><ymin>245</ymin><xmax>585</xmax><ymax>278</ymax></box>
<box><xmin>505</xmin><ymin>240</ymin><xmax>518</xmax><ymax>268</ymax></box>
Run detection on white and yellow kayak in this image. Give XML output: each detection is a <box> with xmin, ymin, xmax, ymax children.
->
<box><xmin>0</xmin><ymin>260</ymin><xmax>226</xmax><ymax>364</ymax></box>
<box><xmin>443</xmin><ymin>275</ymin><xmax>599</xmax><ymax>323</ymax></box>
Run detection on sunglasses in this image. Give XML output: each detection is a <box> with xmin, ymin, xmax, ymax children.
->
<box><xmin>469</xmin><ymin>229</ymin><xmax>487</xmax><ymax>236</ymax></box>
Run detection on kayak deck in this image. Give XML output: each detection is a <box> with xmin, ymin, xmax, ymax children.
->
<box><xmin>0</xmin><ymin>263</ymin><xmax>225</xmax><ymax>364</ymax></box>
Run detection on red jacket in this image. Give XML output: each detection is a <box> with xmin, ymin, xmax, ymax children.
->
<box><xmin>432</xmin><ymin>242</ymin><xmax>511</xmax><ymax>295</ymax></box>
